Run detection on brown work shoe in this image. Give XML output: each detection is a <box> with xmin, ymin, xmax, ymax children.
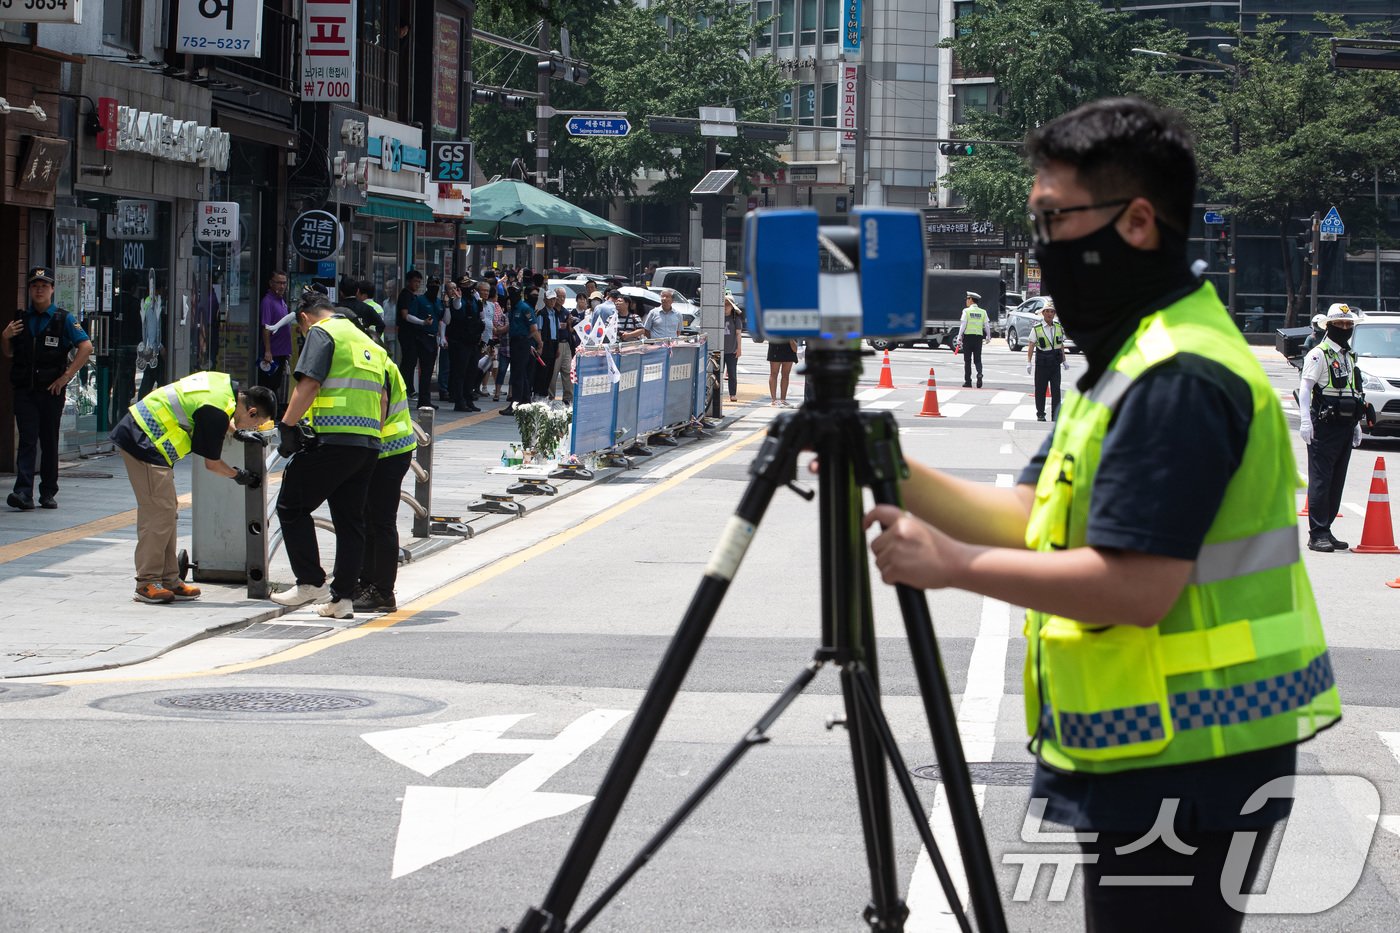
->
<box><xmin>164</xmin><ymin>580</ymin><xmax>202</xmax><ymax>601</ymax></box>
<box><xmin>134</xmin><ymin>582</ymin><xmax>175</xmax><ymax>604</ymax></box>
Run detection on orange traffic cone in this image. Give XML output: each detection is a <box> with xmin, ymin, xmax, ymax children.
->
<box><xmin>1386</xmin><ymin>573</ymin><xmax>1400</xmax><ymax>589</ymax></box>
<box><xmin>877</xmin><ymin>350</ymin><xmax>895</xmax><ymax>389</ymax></box>
<box><xmin>918</xmin><ymin>368</ymin><xmax>944</xmax><ymax>418</ymax></box>
<box><xmin>1352</xmin><ymin>457</ymin><xmax>1400</xmax><ymax>554</ymax></box>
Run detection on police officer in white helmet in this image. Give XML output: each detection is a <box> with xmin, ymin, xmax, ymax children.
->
<box><xmin>1299</xmin><ymin>303</ymin><xmax>1365</xmax><ymax>551</ymax></box>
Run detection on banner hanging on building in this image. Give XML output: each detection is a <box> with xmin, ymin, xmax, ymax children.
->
<box><xmin>175</xmin><ymin>0</ymin><xmax>264</xmax><ymax>57</ymax></box>
<box><xmin>842</xmin><ymin>0</ymin><xmax>862</xmax><ymax>55</ymax></box>
<box><xmin>301</xmin><ymin>0</ymin><xmax>356</xmax><ymax>103</ymax></box>
<box><xmin>433</xmin><ymin>13</ymin><xmax>461</xmax><ymax>134</ymax></box>
<box><xmin>840</xmin><ymin>64</ymin><xmax>858</xmax><ymax>151</ymax></box>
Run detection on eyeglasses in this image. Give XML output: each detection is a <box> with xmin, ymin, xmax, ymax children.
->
<box><xmin>1028</xmin><ymin>199</ymin><xmax>1131</xmax><ymax>244</ymax></box>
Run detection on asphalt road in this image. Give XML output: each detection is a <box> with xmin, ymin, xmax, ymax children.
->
<box><xmin>4</xmin><ymin>342</ymin><xmax>1400</xmax><ymax>932</ymax></box>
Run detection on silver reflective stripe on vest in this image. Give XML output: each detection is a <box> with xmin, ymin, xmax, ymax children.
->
<box><xmin>322</xmin><ymin>377</ymin><xmax>386</xmax><ymax>393</ymax></box>
<box><xmin>1190</xmin><ymin>525</ymin><xmax>1300</xmax><ymax>586</ymax></box>
<box><xmin>386</xmin><ymin>399</ymin><xmax>410</xmax><ymax>418</ymax></box>
<box><xmin>165</xmin><ymin>386</ymin><xmax>191</xmax><ymax>431</ymax></box>
<box><xmin>1087</xmin><ymin>370</ymin><xmax>1134</xmax><ymax>411</ymax></box>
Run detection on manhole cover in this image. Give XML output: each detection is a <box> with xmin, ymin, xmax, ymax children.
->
<box><xmin>155</xmin><ymin>690</ymin><xmax>372</xmax><ymax>713</ymax></box>
<box><xmin>91</xmin><ymin>687</ymin><xmax>445</xmax><ymax>721</ymax></box>
<box><xmin>911</xmin><ymin>762</ymin><xmax>1036</xmax><ymax>787</ymax></box>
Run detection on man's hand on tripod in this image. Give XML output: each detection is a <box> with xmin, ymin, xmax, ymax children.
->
<box><xmin>863</xmin><ymin>504</ymin><xmax>969</xmax><ymax>590</ymax></box>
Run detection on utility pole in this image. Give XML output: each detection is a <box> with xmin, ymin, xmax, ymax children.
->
<box><xmin>1309</xmin><ymin>210</ymin><xmax>1321</xmax><ymax>321</ymax></box>
<box><xmin>536</xmin><ymin>15</ymin><xmax>552</xmax><ymax>272</ymax></box>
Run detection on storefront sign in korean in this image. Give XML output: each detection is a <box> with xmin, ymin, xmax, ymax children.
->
<box><xmin>842</xmin><ymin>0</ymin><xmax>862</xmax><ymax>54</ymax></box>
<box><xmin>114</xmin><ymin>107</ymin><xmax>231</xmax><ymax>171</ymax></box>
<box><xmin>0</xmin><ymin>0</ymin><xmax>81</xmax><ymax>24</ymax></box>
<box><xmin>107</xmin><ymin>200</ymin><xmax>158</xmax><ymax>241</ymax></box>
<box><xmin>175</xmin><ymin>0</ymin><xmax>263</xmax><ymax>57</ymax></box>
<box><xmin>301</xmin><ymin>0</ymin><xmax>355</xmax><ymax>103</ymax></box>
<box><xmin>291</xmin><ymin>210</ymin><xmax>343</xmax><ymax>262</ymax></box>
<box><xmin>195</xmin><ymin>201</ymin><xmax>240</xmax><ymax>242</ymax></box>
<box><xmin>433</xmin><ymin>14</ymin><xmax>460</xmax><ymax>134</ymax></box>
<box><xmin>840</xmin><ymin>65</ymin><xmax>858</xmax><ymax>151</ymax></box>
<box><xmin>97</xmin><ymin>97</ymin><xmax>119</xmax><ymax>151</ymax></box>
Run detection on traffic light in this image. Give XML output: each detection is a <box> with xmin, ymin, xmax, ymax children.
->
<box><xmin>471</xmin><ymin>89</ymin><xmax>529</xmax><ymax>110</ymax></box>
<box><xmin>537</xmin><ymin>58</ymin><xmax>591</xmax><ymax>85</ymax></box>
<box><xmin>939</xmin><ymin>142</ymin><xmax>975</xmax><ymax>156</ymax></box>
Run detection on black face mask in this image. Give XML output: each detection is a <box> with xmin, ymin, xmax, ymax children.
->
<box><xmin>1033</xmin><ymin>215</ymin><xmax>1196</xmax><ymax>373</ymax></box>
<box><xmin>1326</xmin><ymin>325</ymin><xmax>1352</xmax><ymax>349</ymax></box>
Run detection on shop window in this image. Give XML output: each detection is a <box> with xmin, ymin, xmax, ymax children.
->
<box><xmin>800</xmin><ymin>0</ymin><xmax>817</xmax><ymax>46</ymax></box>
<box><xmin>103</xmin><ymin>0</ymin><xmax>141</xmax><ymax>51</ymax></box>
<box><xmin>820</xmin><ymin>82</ymin><xmax>837</xmax><ymax>127</ymax></box>
<box><xmin>777</xmin><ymin>0</ymin><xmax>795</xmax><ymax>48</ymax></box>
<box><xmin>779</xmin><ymin>88</ymin><xmax>794</xmax><ymax>122</ymax></box>
<box><xmin>756</xmin><ymin>0</ymin><xmax>773</xmax><ymax>49</ymax></box>
<box><xmin>798</xmin><ymin>83</ymin><xmax>816</xmax><ymax>126</ymax></box>
<box><xmin>823</xmin><ymin>0</ymin><xmax>840</xmax><ymax>46</ymax></box>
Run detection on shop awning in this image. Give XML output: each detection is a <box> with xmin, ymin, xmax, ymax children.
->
<box><xmin>360</xmin><ymin>195</ymin><xmax>434</xmax><ymax>223</ymax></box>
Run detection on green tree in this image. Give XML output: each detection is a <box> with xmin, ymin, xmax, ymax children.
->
<box><xmin>938</xmin><ymin>0</ymin><xmax>1181</xmax><ymax>228</ymax></box>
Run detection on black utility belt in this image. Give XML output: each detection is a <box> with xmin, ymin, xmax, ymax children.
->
<box><xmin>1034</xmin><ymin>346</ymin><xmax>1064</xmax><ymax>355</ymax></box>
<box><xmin>1314</xmin><ymin>395</ymin><xmax>1363</xmax><ymax>423</ymax></box>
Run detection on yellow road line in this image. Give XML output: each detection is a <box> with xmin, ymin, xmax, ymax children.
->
<box><xmin>0</xmin><ymin>493</ymin><xmax>193</xmax><ymax>565</ymax></box>
<box><xmin>54</xmin><ymin>422</ymin><xmax>769</xmax><ymax>684</ymax></box>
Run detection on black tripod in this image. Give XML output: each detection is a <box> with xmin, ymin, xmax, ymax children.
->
<box><xmin>505</xmin><ymin>348</ymin><xmax>1006</xmax><ymax>933</ymax></box>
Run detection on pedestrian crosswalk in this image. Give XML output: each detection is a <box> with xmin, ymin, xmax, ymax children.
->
<box><xmin>839</xmin><ymin>385</ymin><xmax>1054</xmax><ymax>422</ymax></box>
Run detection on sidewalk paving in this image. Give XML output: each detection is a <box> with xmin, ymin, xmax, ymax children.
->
<box><xmin>0</xmin><ymin>395</ymin><xmax>756</xmax><ymax>680</ymax></box>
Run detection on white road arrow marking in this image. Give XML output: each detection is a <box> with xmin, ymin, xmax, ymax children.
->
<box><xmin>362</xmin><ymin>709</ymin><xmax>632</xmax><ymax>878</ymax></box>
<box><xmin>1373</xmin><ymin>732</ymin><xmax>1400</xmax><ymax>839</ymax></box>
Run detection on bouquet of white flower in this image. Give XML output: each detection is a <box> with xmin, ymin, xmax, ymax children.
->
<box><xmin>537</xmin><ymin>405</ymin><xmax>572</xmax><ymax>458</ymax></box>
<box><xmin>513</xmin><ymin>402</ymin><xmax>550</xmax><ymax>451</ymax></box>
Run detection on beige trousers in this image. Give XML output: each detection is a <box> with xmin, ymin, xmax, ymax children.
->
<box><xmin>120</xmin><ymin>449</ymin><xmax>179</xmax><ymax>585</ymax></box>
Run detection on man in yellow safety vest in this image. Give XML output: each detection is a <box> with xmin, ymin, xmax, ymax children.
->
<box><xmin>863</xmin><ymin>98</ymin><xmax>1337</xmax><ymax>929</ymax></box>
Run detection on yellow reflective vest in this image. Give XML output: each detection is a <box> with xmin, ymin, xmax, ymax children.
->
<box><xmin>379</xmin><ymin>360</ymin><xmax>417</xmax><ymax>459</ymax></box>
<box><xmin>963</xmin><ymin>305</ymin><xmax>987</xmax><ymax>336</ymax></box>
<box><xmin>1023</xmin><ymin>282</ymin><xmax>1339</xmax><ymax>774</ymax></box>
<box><xmin>130</xmin><ymin>371</ymin><xmax>235</xmax><ymax>466</ymax></box>
<box><xmin>1032</xmin><ymin>319</ymin><xmax>1065</xmax><ymax>351</ymax></box>
<box><xmin>306</xmin><ymin>316</ymin><xmax>387</xmax><ymax>441</ymax></box>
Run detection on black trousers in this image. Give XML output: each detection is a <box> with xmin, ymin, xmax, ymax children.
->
<box><xmin>275</xmin><ymin>443</ymin><xmax>378</xmax><ymax>600</ymax></box>
<box><xmin>447</xmin><ymin>339</ymin><xmax>478</xmax><ymax>405</ymax></box>
<box><xmin>962</xmin><ymin>334</ymin><xmax>984</xmax><ymax>383</ymax></box>
<box><xmin>509</xmin><ymin>335</ymin><xmax>535</xmax><ymax>404</ymax></box>
<box><xmin>1080</xmin><ymin>827</ymin><xmax>1269</xmax><ymax>933</ymax></box>
<box><xmin>1034</xmin><ymin>351</ymin><xmax>1063</xmax><ymax>419</ymax></box>
<box><xmin>534</xmin><ymin>339</ymin><xmax>559</xmax><ymax>397</ymax></box>
<box><xmin>399</xmin><ymin>337</ymin><xmax>436</xmax><ymax>410</ymax></box>
<box><xmin>12</xmin><ymin>387</ymin><xmax>64</xmax><ymax>499</ymax></box>
<box><xmin>724</xmin><ymin>352</ymin><xmax>738</xmax><ymax>397</ymax></box>
<box><xmin>1307</xmin><ymin>419</ymin><xmax>1355</xmax><ymax>538</ymax></box>
<box><xmin>256</xmin><ymin>356</ymin><xmax>289</xmax><ymax>407</ymax></box>
<box><xmin>359</xmin><ymin>451</ymin><xmax>412</xmax><ymax>595</ymax></box>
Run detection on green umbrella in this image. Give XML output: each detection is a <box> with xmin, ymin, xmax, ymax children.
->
<box><xmin>463</xmin><ymin>179</ymin><xmax>641</xmax><ymax>241</ymax></box>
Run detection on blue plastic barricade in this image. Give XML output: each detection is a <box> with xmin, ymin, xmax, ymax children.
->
<box><xmin>614</xmin><ymin>347</ymin><xmax>643</xmax><ymax>448</ymax></box>
<box><xmin>691</xmin><ymin>335</ymin><xmax>709</xmax><ymax>419</ymax></box>
<box><xmin>664</xmin><ymin>342</ymin><xmax>699</xmax><ymax>427</ymax></box>
<box><xmin>635</xmin><ymin>345</ymin><xmax>669</xmax><ymax>435</ymax></box>
<box><xmin>570</xmin><ymin>349</ymin><xmax>617</xmax><ymax>456</ymax></box>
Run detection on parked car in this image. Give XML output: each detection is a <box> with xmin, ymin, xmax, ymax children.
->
<box><xmin>1352</xmin><ymin>311</ymin><xmax>1400</xmax><ymax>438</ymax></box>
<box><xmin>1002</xmin><ymin>296</ymin><xmax>1078</xmax><ymax>354</ymax></box>
<box><xmin>650</xmin><ymin>266</ymin><xmax>702</xmax><ymax>302</ymax></box>
<box><xmin>617</xmin><ymin>285</ymin><xmax>700</xmax><ymax>330</ymax></box>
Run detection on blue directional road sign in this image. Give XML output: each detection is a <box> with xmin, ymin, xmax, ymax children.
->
<box><xmin>1320</xmin><ymin>206</ymin><xmax>1345</xmax><ymax>236</ymax></box>
<box><xmin>566</xmin><ymin>116</ymin><xmax>631</xmax><ymax>137</ymax></box>
<box><xmin>1203</xmin><ymin>211</ymin><xmax>1226</xmax><ymax>225</ymax></box>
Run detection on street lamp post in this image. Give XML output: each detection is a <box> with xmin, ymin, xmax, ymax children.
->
<box><xmin>1132</xmin><ymin>47</ymin><xmax>1240</xmax><ymax>320</ymax></box>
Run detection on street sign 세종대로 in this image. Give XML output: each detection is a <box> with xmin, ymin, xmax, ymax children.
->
<box><xmin>566</xmin><ymin>117</ymin><xmax>630</xmax><ymax>137</ymax></box>
<box><xmin>1203</xmin><ymin>211</ymin><xmax>1225</xmax><ymax>225</ymax></box>
<box><xmin>1320</xmin><ymin>206</ymin><xmax>1345</xmax><ymax>236</ymax></box>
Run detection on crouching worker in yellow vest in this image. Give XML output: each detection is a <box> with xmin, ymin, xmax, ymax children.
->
<box><xmin>110</xmin><ymin>373</ymin><xmax>276</xmax><ymax>604</ymax></box>
<box><xmin>271</xmin><ymin>294</ymin><xmax>389</xmax><ymax>619</ymax></box>
<box><xmin>862</xmin><ymin>98</ymin><xmax>1339</xmax><ymax>930</ymax></box>
<box><xmin>353</xmin><ymin>362</ymin><xmax>417</xmax><ymax>613</ymax></box>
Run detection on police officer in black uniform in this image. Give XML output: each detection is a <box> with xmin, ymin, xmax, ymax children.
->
<box><xmin>2</xmin><ymin>266</ymin><xmax>94</xmax><ymax>510</ymax></box>
<box><xmin>1025</xmin><ymin>299</ymin><xmax>1068</xmax><ymax>421</ymax></box>
<box><xmin>1298</xmin><ymin>303</ymin><xmax>1365</xmax><ymax>552</ymax></box>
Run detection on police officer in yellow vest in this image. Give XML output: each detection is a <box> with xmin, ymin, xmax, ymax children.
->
<box><xmin>271</xmin><ymin>294</ymin><xmax>390</xmax><ymax>619</ymax></box>
<box><xmin>863</xmin><ymin>99</ymin><xmax>1337</xmax><ymax>930</ymax></box>
<box><xmin>1299</xmin><ymin>303</ymin><xmax>1365</xmax><ymax>552</ymax></box>
<box><xmin>957</xmin><ymin>291</ymin><xmax>988</xmax><ymax>387</ymax></box>
<box><xmin>1025</xmin><ymin>299</ymin><xmax>1068</xmax><ymax>421</ymax></box>
<box><xmin>110</xmin><ymin>373</ymin><xmax>277</xmax><ymax>604</ymax></box>
<box><xmin>353</xmin><ymin>361</ymin><xmax>417</xmax><ymax>613</ymax></box>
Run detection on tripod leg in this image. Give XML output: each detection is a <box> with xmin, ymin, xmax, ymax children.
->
<box><xmin>824</xmin><ymin>427</ymin><xmax>907</xmax><ymax>931</ymax></box>
<box><xmin>569</xmin><ymin>660</ymin><xmax>824</xmax><ymax>932</ymax></box>
<box><xmin>859</xmin><ymin>411</ymin><xmax>1008</xmax><ymax>933</ymax></box>
<box><xmin>850</xmin><ymin>667</ymin><xmax>973</xmax><ymax>933</ymax></box>
<box><xmin>509</xmin><ymin>415</ymin><xmax>809</xmax><ymax>933</ymax></box>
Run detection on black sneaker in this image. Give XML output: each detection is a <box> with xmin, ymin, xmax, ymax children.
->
<box><xmin>7</xmin><ymin>492</ymin><xmax>33</xmax><ymax>511</ymax></box>
<box><xmin>353</xmin><ymin>587</ymin><xmax>397</xmax><ymax>613</ymax></box>
<box><xmin>1036</xmin><ymin>413</ymin><xmax>1046</xmax><ymax>422</ymax></box>
<box><xmin>1327</xmin><ymin>533</ymin><xmax>1351</xmax><ymax>551</ymax></box>
<box><xmin>38</xmin><ymin>496</ymin><xmax>56</xmax><ymax>509</ymax></box>
<box><xmin>976</xmin><ymin>376</ymin><xmax>983</xmax><ymax>388</ymax></box>
<box><xmin>1307</xmin><ymin>537</ymin><xmax>1335</xmax><ymax>553</ymax></box>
